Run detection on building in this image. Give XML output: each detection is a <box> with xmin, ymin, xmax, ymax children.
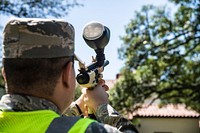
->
<box><xmin>105</xmin><ymin>79</ymin><xmax>200</xmax><ymax>133</ymax></box>
<box><xmin>131</xmin><ymin>104</ymin><xmax>200</xmax><ymax>133</ymax></box>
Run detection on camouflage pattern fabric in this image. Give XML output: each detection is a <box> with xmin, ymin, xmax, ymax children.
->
<box><xmin>0</xmin><ymin>94</ymin><xmax>60</xmax><ymax>114</ymax></box>
<box><xmin>2</xmin><ymin>18</ymin><xmax>74</xmax><ymax>58</ymax></box>
<box><xmin>0</xmin><ymin>94</ymin><xmax>138</xmax><ymax>133</ymax></box>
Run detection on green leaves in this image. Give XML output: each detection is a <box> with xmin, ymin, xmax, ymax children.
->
<box><xmin>0</xmin><ymin>68</ymin><xmax>5</xmax><ymax>98</ymax></box>
<box><xmin>0</xmin><ymin>0</ymin><xmax>82</xmax><ymax>18</ymax></box>
<box><xmin>111</xmin><ymin>0</ymin><xmax>200</xmax><ymax>113</ymax></box>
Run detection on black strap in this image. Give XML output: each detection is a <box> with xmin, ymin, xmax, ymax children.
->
<box><xmin>75</xmin><ymin>104</ymin><xmax>96</xmax><ymax>120</ymax></box>
<box><xmin>75</xmin><ymin>104</ymin><xmax>84</xmax><ymax>118</ymax></box>
<box><xmin>46</xmin><ymin>116</ymin><xmax>80</xmax><ymax>133</ymax></box>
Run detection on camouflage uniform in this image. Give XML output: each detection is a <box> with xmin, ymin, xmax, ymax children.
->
<box><xmin>0</xmin><ymin>18</ymin><xmax>138</xmax><ymax>133</ymax></box>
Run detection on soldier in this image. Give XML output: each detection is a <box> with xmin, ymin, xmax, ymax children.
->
<box><xmin>0</xmin><ymin>18</ymin><xmax>138</xmax><ymax>133</ymax></box>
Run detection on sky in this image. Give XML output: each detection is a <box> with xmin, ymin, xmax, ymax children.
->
<box><xmin>0</xmin><ymin>0</ymin><xmax>174</xmax><ymax>79</ymax></box>
<box><xmin>65</xmin><ymin>0</ymin><xmax>172</xmax><ymax>79</ymax></box>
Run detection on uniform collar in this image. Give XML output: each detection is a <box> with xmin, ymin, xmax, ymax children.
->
<box><xmin>0</xmin><ymin>94</ymin><xmax>61</xmax><ymax>114</ymax></box>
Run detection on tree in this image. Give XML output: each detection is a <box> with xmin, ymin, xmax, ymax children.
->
<box><xmin>0</xmin><ymin>71</ymin><xmax>5</xmax><ymax>97</ymax></box>
<box><xmin>110</xmin><ymin>0</ymin><xmax>200</xmax><ymax>114</ymax></box>
<box><xmin>0</xmin><ymin>0</ymin><xmax>83</xmax><ymax>97</ymax></box>
<box><xmin>0</xmin><ymin>0</ymin><xmax>82</xmax><ymax>18</ymax></box>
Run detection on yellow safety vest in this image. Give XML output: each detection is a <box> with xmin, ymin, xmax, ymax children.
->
<box><xmin>0</xmin><ymin>110</ymin><xmax>95</xmax><ymax>133</ymax></box>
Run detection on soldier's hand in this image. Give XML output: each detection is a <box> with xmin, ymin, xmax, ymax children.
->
<box><xmin>82</xmin><ymin>79</ymin><xmax>109</xmax><ymax>113</ymax></box>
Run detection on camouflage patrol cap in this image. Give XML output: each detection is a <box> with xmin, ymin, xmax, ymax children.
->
<box><xmin>2</xmin><ymin>18</ymin><xmax>74</xmax><ymax>58</ymax></box>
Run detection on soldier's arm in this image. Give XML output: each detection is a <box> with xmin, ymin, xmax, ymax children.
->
<box><xmin>94</xmin><ymin>104</ymin><xmax>138</xmax><ymax>133</ymax></box>
<box><xmin>85</xmin><ymin>122</ymin><xmax>138</xmax><ymax>133</ymax></box>
<box><xmin>64</xmin><ymin>103</ymin><xmax>138</xmax><ymax>133</ymax></box>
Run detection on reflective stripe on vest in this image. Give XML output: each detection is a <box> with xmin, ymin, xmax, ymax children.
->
<box><xmin>69</xmin><ymin>118</ymin><xmax>95</xmax><ymax>133</ymax></box>
<box><xmin>46</xmin><ymin>116</ymin><xmax>96</xmax><ymax>133</ymax></box>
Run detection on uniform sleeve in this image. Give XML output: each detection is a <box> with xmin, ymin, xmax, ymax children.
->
<box><xmin>64</xmin><ymin>103</ymin><xmax>139</xmax><ymax>133</ymax></box>
<box><xmin>95</xmin><ymin>104</ymin><xmax>139</xmax><ymax>133</ymax></box>
<box><xmin>64</xmin><ymin>102</ymin><xmax>82</xmax><ymax>116</ymax></box>
<box><xmin>85</xmin><ymin>122</ymin><xmax>137</xmax><ymax>133</ymax></box>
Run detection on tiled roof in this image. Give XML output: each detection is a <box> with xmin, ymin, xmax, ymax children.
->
<box><xmin>132</xmin><ymin>104</ymin><xmax>200</xmax><ymax>118</ymax></box>
<box><xmin>104</xmin><ymin>80</ymin><xmax>200</xmax><ymax>118</ymax></box>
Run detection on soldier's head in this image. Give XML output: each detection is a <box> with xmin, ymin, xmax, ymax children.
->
<box><xmin>2</xmin><ymin>18</ymin><xmax>75</xmax><ymax>102</ymax></box>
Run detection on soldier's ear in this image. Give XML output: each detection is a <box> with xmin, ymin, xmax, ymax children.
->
<box><xmin>62</xmin><ymin>62</ymin><xmax>74</xmax><ymax>88</ymax></box>
<box><xmin>1</xmin><ymin>68</ymin><xmax>6</xmax><ymax>82</ymax></box>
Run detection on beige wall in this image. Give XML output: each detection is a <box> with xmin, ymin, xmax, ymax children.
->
<box><xmin>136</xmin><ymin>117</ymin><xmax>199</xmax><ymax>133</ymax></box>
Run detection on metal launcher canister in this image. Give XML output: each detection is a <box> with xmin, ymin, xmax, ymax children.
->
<box><xmin>76</xmin><ymin>21</ymin><xmax>110</xmax><ymax>89</ymax></box>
